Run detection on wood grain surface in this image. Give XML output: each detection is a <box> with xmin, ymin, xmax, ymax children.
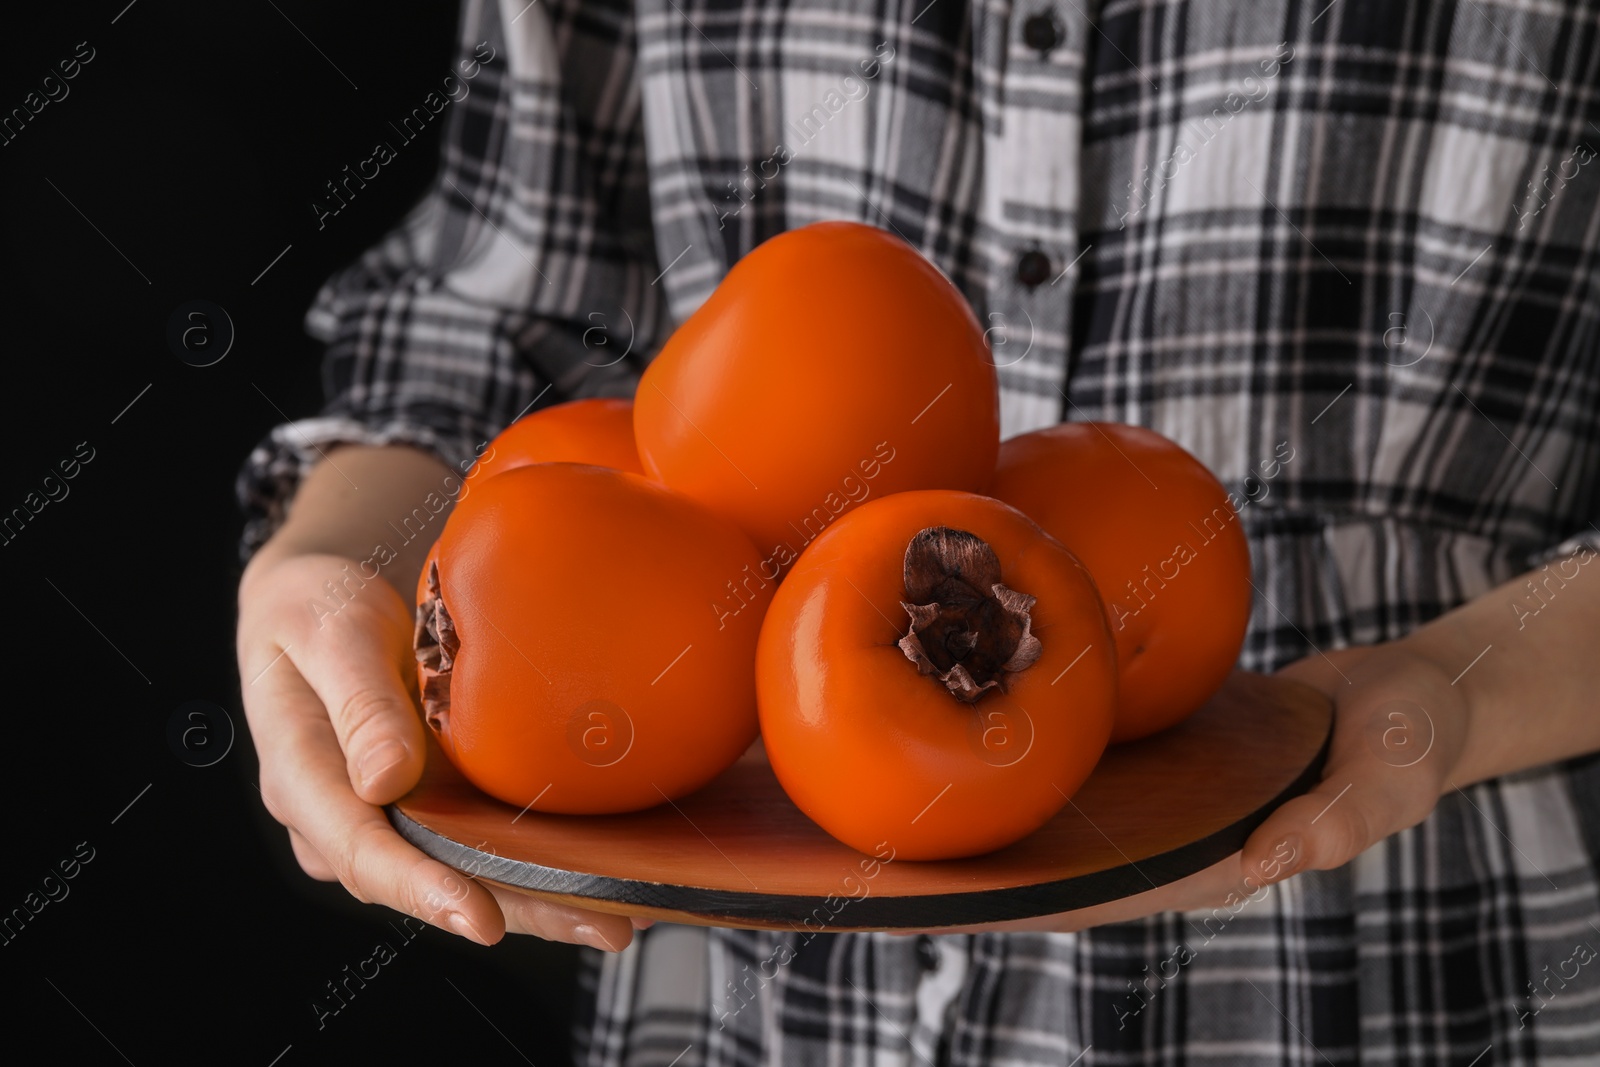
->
<box><xmin>388</xmin><ymin>670</ymin><xmax>1332</xmax><ymax>930</ymax></box>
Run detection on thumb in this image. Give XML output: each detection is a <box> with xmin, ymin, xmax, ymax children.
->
<box><xmin>1239</xmin><ymin>725</ymin><xmax>1435</xmax><ymax>889</ymax></box>
<box><xmin>1245</xmin><ymin>645</ymin><xmax>1460</xmax><ymax>889</ymax></box>
<box><xmin>291</xmin><ymin>569</ymin><xmax>430</xmax><ymax>805</ymax></box>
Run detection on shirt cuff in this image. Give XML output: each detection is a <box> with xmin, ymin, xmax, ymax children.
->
<box><xmin>1527</xmin><ymin>527</ymin><xmax>1600</xmax><ymax>572</ymax></box>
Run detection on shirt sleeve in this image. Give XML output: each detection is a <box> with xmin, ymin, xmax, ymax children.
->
<box><xmin>236</xmin><ymin>0</ymin><xmax>662</xmax><ymax>559</ymax></box>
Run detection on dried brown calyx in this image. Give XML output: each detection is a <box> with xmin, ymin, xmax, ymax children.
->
<box><xmin>414</xmin><ymin>559</ymin><xmax>459</xmax><ymax>733</ymax></box>
<box><xmin>898</xmin><ymin>526</ymin><xmax>1041</xmax><ymax>702</ymax></box>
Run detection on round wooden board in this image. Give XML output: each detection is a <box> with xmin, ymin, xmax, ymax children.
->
<box><xmin>389</xmin><ymin>670</ymin><xmax>1332</xmax><ymax>931</ymax></box>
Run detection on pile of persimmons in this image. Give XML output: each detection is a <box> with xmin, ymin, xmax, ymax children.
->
<box><xmin>413</xmin><ymin>221</ymin><xmax>1251</xmax><ymax>861</ymax></box>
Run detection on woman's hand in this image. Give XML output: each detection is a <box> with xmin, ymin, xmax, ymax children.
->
<box><xmin>238</xmin><ymin>549</ymin><xmax>640</xmax><ymax>951</ymax></box>
<box><xmin>910</xmin><ymin>542</ymin><xmax>1600</xmax><ymax>937</ymax></box>
<box><xmin>1236</xmin><ymin>640</ymin><xmax>1467</xmax><ymax>886</ymax></box>
<box><xmin>236</xmin><ymin>446</ymin><xmax>641</xmax><ymax>952</ymax></box>
<box><xmin>913</xmin><ymin>639</ymin><xmax>1473</xmax><ymax>935</ymax></box>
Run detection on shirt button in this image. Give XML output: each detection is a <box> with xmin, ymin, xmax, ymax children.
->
<box><xmin>1015</xmin><ymin>249</ymin><xmax>1053</xmax><ymax>288</ymax></box>
<box><xmin>916</xmin><ymin>935</ymin><xmax>941</xmax><ymax>972</ymax></box>
<box><xmin>1022</xmin><ymin>11</ymin><xmax>1062</xmax><ymax>55</ymax></box>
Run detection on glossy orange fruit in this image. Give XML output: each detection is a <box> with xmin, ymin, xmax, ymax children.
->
<box><xmin>756</xmin><ymin>490</ymin><xmax>1117</xmax><ymax>860</ymax></box>
<box><xmin>411</xmin><ymin>399</ymin><xmax>642</xmax><ymax>685</ymax></box>
<box><xmin>415</xmin><ymin>463</ymin><xmax>772</xmax><ymax>813</ymax></box>
<box><xmin>471</xmin><ymin>397</ymin><xmax>643</xmax><ymax>482</ymax></box>
<box><xmin>989</xmin><ymin>423</ymin><xmax>1253</xmax><ymax>742</ymax></box>
<box><xmin>634</xmin><ymin>221</ymin><xmax>999</xmax><ymax>577</ymax></box>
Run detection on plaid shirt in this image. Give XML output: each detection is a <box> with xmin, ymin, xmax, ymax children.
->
<box><xmin>239</xmin><ymin>0</ymin><xmax>1600</xmax><ymax>1062</ymax></box>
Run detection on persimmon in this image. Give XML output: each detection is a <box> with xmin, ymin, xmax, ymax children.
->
<box><xmin>409</xmin><ymin>400</ymin><xmax>641</xmax><ymax>709</ymax></box>
<box><xmin>756</xmin><ymin>490</ymin><xmax>1117</xmax><ymax>860</ymax></box>
<box><xmin>414</xmin><ymin>463</ymin><xmax>772</xmax><ymax>813</ymax></box>
<box><xmin>634</xmin><ymin>221</ymin><xmax>999</xmax><ymax>576</ymax></box>
<box><xmin>989</xmin><ymin>423</ymin><xmax>1253</xmax><ymax>742</ymax></box>
<box><xmin>472</xmin><ymin>397</ymin><xmax>643</xmax><ymax>481</ymax></box>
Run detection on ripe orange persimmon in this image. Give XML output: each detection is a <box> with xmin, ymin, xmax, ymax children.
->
<box><xmin>990</xmin><ymin>423</ymin><xmax>1253</xmax><ymax>743</ymax></box>
<box><xmin>634</xmin><ymin>221</ymin><xmax>999</xmax><ymax>575</ymax></box>
<box><xmin>414</xmin><ymin>463</ymin><xmax>772</xmax><ymax>813</ymax></box>
<box><xmin>472</xmin><ymin>397</ymin><xmax>643</xmax><ymax>481</ymax></box>
<box><xmin>756</xmin><ymin>490</ymin><xmax>1117</xmax><ymax>860</ymax></box>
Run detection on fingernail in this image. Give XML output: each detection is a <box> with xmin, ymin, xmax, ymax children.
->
<box><xmin>357</xmin><ymin>741</ymin><xmax>407</xmax><ymax>789</ymax></box>
<box><xmin>447</xmin><ymin>911</ymin><xmax>491</xmax><ymax>946</ymax></box>
<box><xmin>573</xmin><ymin>923</ymin><xmax>618</xmax><ymax>952</ymax></box>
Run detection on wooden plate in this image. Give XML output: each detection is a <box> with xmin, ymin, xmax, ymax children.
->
<box><xmin>388</xmin><ymin>670</ymin><xmax>1331</xmax><ymax>931</ymax></box>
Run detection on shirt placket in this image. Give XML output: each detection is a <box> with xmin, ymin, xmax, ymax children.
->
<box><xmin>907</xmin><ymin>933</ymin><xmax>972</xmax><ymax>1066</ymax></box>
<box><xmin>976</xmin><ymin>0</ymin><xmax>1089</xmax><ymax>439</ymax></box>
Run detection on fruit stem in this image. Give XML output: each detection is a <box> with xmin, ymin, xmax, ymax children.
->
<box><xmin>897</xmin><ymin>527</ymin><xmax>1041</xmax><ymax>703</ymax></box>
<box><xmin>414</xmin><ymin>559</ymin><xmax>458</xmax><ymax>733</ymax></box>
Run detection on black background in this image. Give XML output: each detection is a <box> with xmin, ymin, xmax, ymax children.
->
<box><xmin>3</xmin><ymin>3</ymin><xmax>582</xmax><ymax>1063</ymax></box>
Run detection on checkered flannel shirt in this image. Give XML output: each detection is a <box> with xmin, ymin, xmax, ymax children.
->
<box><xmin>239</xmin><ymin>0</ymin><xmax>1600</xmax><ymax>1062</ymax></box>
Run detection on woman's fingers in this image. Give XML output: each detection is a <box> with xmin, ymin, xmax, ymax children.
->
<box><xmin>245</xmin><ymin>644</ymin><xmax>507</xmax><ymax>945</ymax></box>
<box><xmin>485</xmin><ymin>885</ymin><xmax>636</xmax><ymax>951</ymax></box>
<box><xmin>288</xmin><ymin>827</ymin><xmax>338</xmax><ymax>881</ymax></box>
<box><xmin>239</xmin><ymin>554</ymin><xmax>652</xmax><ymax>951</ymax></box>
<box><xmin>256</xmin><ymin>667</ymin><xmax>638</xmax><ymax>950</ymax></box>
<box><xmin>276</xmin><ymin>560</ymin><xmax>431</xmax><ymax>806</ymax></box>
